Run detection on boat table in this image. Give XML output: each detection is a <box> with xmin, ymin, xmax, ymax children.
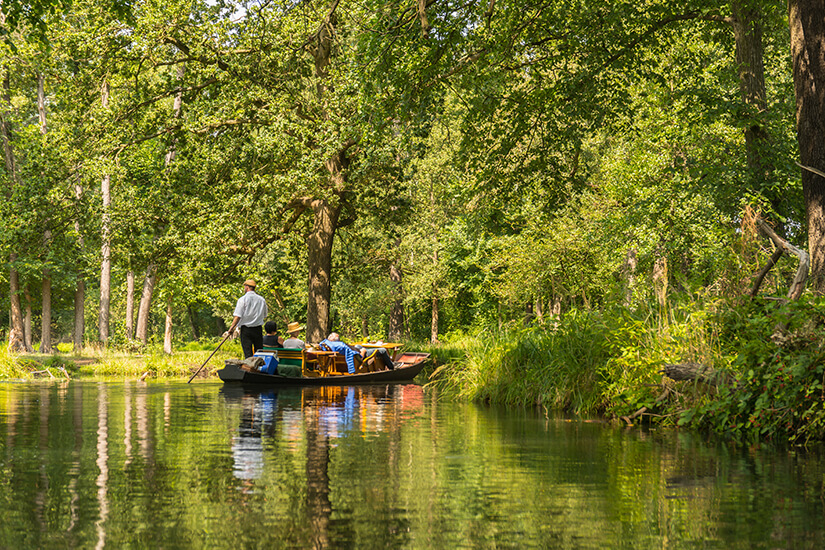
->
<box><xmin>355</xmin><ymin>341</ymin><xmax>404</xmax><ymax>360</ymax></box>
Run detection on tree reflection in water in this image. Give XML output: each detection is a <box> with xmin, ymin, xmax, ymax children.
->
<box><xmin>0</xmin><ymin>381</ymin><xmax>823</xmax><ymax>548</ymax></box>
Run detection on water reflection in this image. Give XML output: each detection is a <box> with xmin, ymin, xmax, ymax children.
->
<box><xmin>0</xmin><ymin>380</ymin><xmax>824</xmax><ymax>548</ymax></box>
<box><xmin>95</xmin><ymin>383</ymin><xmax>108</xmax><ymax>550</ymax></box>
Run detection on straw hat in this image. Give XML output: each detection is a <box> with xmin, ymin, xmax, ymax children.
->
<box><xmin>243</xmin><ymin>279</ymin><xmax>257</xmax><ymax>288</ymax></box>
<box><xmin>286</xmin><ymin>322</ymin><xmax>304</xmax><ymax>334</ymax></box>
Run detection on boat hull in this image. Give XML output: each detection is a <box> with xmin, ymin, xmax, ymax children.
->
<box><xmin>217</xmin><ymin>352</ymin><xmax>429</xmax><ymax>386</ymax></box>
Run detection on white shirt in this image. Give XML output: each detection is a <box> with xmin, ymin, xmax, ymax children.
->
<box><xmin>233</xmin><ymin>291</ymin><xmax>267</xmax><ymax>327</ymax></box>
<box><xmin>282</xmin><ymin>337</ymin><xmax>304</xmax><ymax>348</ymax></box>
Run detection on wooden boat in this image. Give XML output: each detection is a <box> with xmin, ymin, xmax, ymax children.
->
<box><xmin>217</xmin><ymin>349</ymin><xmax>430</xmax><ymax>386</ymax></box>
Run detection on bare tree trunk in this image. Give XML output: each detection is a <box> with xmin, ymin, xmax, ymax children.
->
<box><xmin>125</xmin><ymin>269</ymin><xmax>135</xmax><ymax>340</ymax></box>
<box><xmin>98</xmin><ymin>80</ymin><xmax>112</xmax><ymax>344</ymax></box>
<box><xmin>789</xmin><ymin>0</ymin><xmax>825</xmax><ymax>292</ymax></box>
<box><xmin>135</xmin><ymin>263</ymin><xmax>157</xmax><ymax>345</ymax></box>
<box><xmin>165</xmin><ymin>64</ymin><xmax>184</xmax><ymax>169</ymax></box>
<box><xmin>388</xmin><ymin>263</ymin><xmax>405</xmax><ymax>341</ymax></box>
<box><xmin>163</xmin><ymin>294</ymin><xmax>173</xmax><ymax>354</ymax></box>
<box><xmin>416</xmin><ymin>0</ymin><xmax>430</xmax><ymax>38</ymax></box>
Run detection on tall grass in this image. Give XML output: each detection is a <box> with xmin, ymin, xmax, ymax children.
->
<box><xmin>427</xmin><ymin>300</ymin><xmax>724</xmax><ymax>418</ymax></box>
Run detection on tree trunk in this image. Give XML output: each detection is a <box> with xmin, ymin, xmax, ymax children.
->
<box><xmin>1</xmin><ymin>59</ymin><xmax>24</xmax><ymax>352</ymax></box>
<box><xmin>7</xmin><ymin>262</ymin><xmax>24</xmax><ymax>352</ymax></box>
<box><xmin>165</xmin><ymin>64</ymin><xmax>184</xmax><ymax>170</ymax></box>
<box><xmin>524</xmin><ymin>300</ymin><xmax>534</xmax><ymax>325</ymax></box>
<box><xmin>40</xmin><ymin>274</ymin><xmax>51</xmax><ymax>354</ymax></box>
<box><xmin>187</xmin><ymin>304</ymin><xmax>200</xmax><ymax>341</ymax></box>
<box><xmin>163</xmin><ymin>294</ymin><xmax>173</xmax><ymax>354</ymax></box>
<box><xmin>37</xmin><ymin>73</ymin><xmax>51</xmax><ymax>354</ymax></box>
<box><xmin>73</xmin><ymin>278</ymin><xmax>85</xmax><ymax>353</ymax></box>
<box><xmin>306</xmin><ymin>199</ymin><xmax>340</xmax><ymax>343</ymax></box>
<box><xmin>303</xmin><ymin>5</ymin><xmax>348</xmax><ymax>345</ymax></box>
<box><xmin>550</xmin><ymin>296</ymin><xmax>562</xmax><ymax>328</ymax></box>
<box><xmin>135</xmin><ymin>263</ymin><xmax>157</xmax><ymax>345</ymax></box>
<box><xmin>24</xmin><ymin>286</ymin><xmax>33</xmax><ymax>352</ymax></box>
<box><xmin>125</xmin><ymin>269</ymin><xmax>135</xmax><ymax>340</ymax></box>
<box><xmin>388</xmin><ymin>263</ymin><xmax>405</xmax><ymax>341</ymax></box>
<box><xmin>154</xmin><ymin>63</ymin><xmax>183</xmax><ymax>353</ymax></box>
<box><xmin>623</xmin><ymin>248</ymin><xmax>637</xmax><ymax>306</ymax></box>
<box><xmin>73</xmin><ymin>177</ymin><xmax>85</xmax><ymax>353</ymax></box>
<box><xmin>98</xmin><ymin>80</ymin><xmax>112</xmax><ymax>344</ymax></box>
<box><xmin>430</xmin><ymin>295</ymin><xmax>439</xmax><ymax>344</ymax></box>
<box><xmin>731</xmin><ymin>1</ymin><xmax>771</xmax><ymax>182</ymax></box>
<box><xmin>789</xmin><ymin>0</ymin><xmax>825</xmax><ymax>292</ymax></box>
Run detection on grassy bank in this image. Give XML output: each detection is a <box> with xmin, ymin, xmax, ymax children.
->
<box><xmin>424</xmin><ymin>296</ymin><xmax>825</xmax><ymax>444</ymax></box>
<box><xmin>0</xmin><ymin>339</ymin><xmax>243</xmax><ymax>380</ymax></box>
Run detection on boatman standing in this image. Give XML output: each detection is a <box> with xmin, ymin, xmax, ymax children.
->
<box><xmin>224</xmin><ymin>279</ymin><xmax>268</xmax><ymax>358</ymax></box>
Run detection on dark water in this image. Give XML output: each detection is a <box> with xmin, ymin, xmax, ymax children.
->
<box><xmin>0</xmin><ymin>380</ymin><xmax>823</xmax><ymax>549</ymax></box>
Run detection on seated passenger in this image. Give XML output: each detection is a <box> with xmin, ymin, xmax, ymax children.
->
<box><xmin>262</xmin><ymin>321</ymin><xmax>282</xmax><ymax>348</ymax></box>
<box><xmin>282</xmin><ymin>322</ymin><xmax>305</xmax><ymax>349</ymax></box>
<box><xmin>320</xmin><ymin>333</ymin><xmax>394</xmax><ymax>373</ymax></box>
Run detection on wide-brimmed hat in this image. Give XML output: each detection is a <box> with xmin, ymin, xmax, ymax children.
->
<box><xmin>243</xmin><ymin>279</ymin><xmax>257</xmax><ymax>288</ymax></box>
<box><xmin>287</xmin><ymin>321</ymin><xmax>304</xmax><ymax>333</ymax></box>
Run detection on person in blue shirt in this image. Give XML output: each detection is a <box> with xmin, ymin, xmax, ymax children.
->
<box><xmin>320</xmin><ymin>333</ymin><xmax>395</xmax><ymax>373</ymax></box>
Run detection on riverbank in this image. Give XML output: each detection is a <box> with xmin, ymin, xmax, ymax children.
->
<box><xmin>424</xmin><ymin>296</ymin><xmax>825</xmax><ymax>444</ymax></box>
<box><xmin>5</xmin><ymin>296</ymin><xmax>825</xmax><ymax>445</ymax></box>
<box><xmin>0</xmin><ymin>340</ymin><xmax>243</xmax><ymax>381</ymax></box>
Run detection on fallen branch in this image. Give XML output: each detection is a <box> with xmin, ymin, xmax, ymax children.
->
<box><xmin>750</xmin><ymin>246</ymin><xmax>784</xmax><ymax>298</ymax></box>
<box><xmin>621</xmin><ymin>387</ymin><xmax>670</xmax><ymax>425</ymax></box>
<box><xmin>660</xmin><ymin>362</ymin><xmax>716</xmax><ymax>382</ymax></box>
<box><xmin>756</xmin><ymin>219</ymin><xmax>809</xmax><ymax>300</ymax></box>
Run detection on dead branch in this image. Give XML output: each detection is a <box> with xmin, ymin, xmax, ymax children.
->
<box><xmin>750</xmin><ymin>246</ymin><xmax>784</xmax><ymax>298</ymax></box>
<box><xmin>661</xmin><ymin>362</ymin><xmax>716</xmax><ymax>382</ymax></box>
<box><xmin>796</xmin><ymin>161</ymin><xmax>825</xmax><ymax>179</ymax></box>
<box><xmin>757</xmin><ymin>219</ymin><xmax>809</xmax><ymax>300</ymax></box>
<box><xmin>621</xmin><ymin>387</ymin><xmax>670</xmax><ymax>425</ymax></box>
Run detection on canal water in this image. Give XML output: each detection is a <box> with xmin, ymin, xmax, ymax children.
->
<box><xmin>0</xmin><ymin>380</ymin><xmax>823</xmax><ymax>549</ymax></box>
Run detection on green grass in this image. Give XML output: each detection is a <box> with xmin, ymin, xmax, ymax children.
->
<box><xmin>0</xmin><ymin>338</ymin><xmax>243</xmax><ymax>381</ymax></box>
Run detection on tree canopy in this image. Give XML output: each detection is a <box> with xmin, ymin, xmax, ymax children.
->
<box><xmin>0</xmin><ymin>0</ymin><xmax>820</xmax><ymax>350</ymax></box>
